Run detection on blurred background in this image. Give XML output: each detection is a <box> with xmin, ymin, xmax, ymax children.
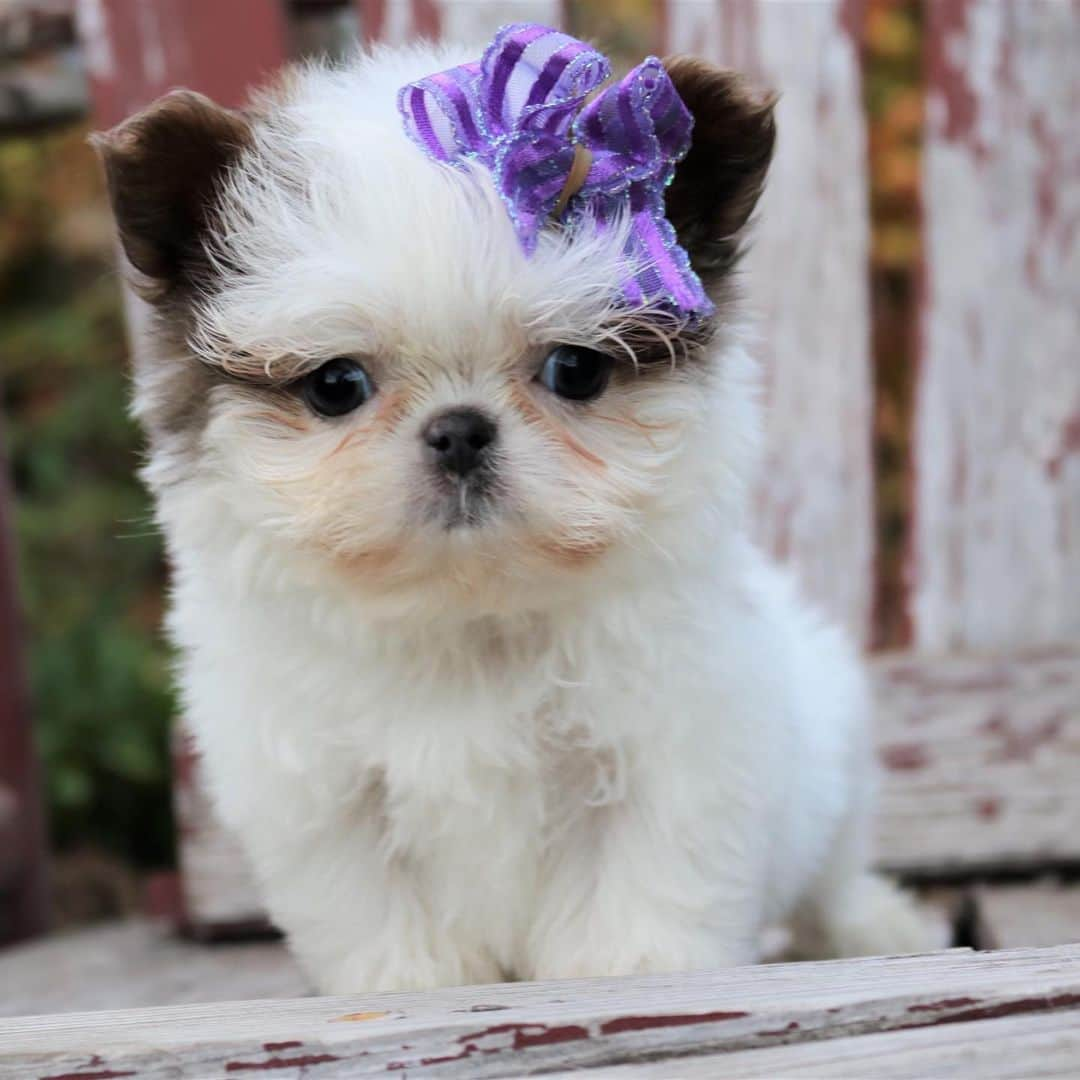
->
<box><xmin>1</xmin><ymin>0</ymin><xmax>1077</xmax><ymax>1012</ymax></box>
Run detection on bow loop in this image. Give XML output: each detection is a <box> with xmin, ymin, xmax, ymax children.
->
<box><xmin>398</xmin><ymin>23</ymin><xmax>714</xmax><ymax>321</ymax></box>
<box><xmin>575</xmin><ymin>58</ymin><xmax>694</xmax><ymax>196</ymax></box>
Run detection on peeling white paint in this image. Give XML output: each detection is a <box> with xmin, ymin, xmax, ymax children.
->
<box><xmin>914</xmin><ymin>0</ymin><xmax>1080</xmax><ymax>651</ymax></box>
<box><xmin>669</xmin><ymin>0</ymin><xmax>875</xmax><ymax>646</ymax></box>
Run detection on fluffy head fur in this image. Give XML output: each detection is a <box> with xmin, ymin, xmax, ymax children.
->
<box><xmin>95</xmin><ymin>39</ymin><xmax>932</xmax><ymax>993</ymax></box>
<box><xmin>95</xmin><ymin>46</ymin><xmax>775</xmax><ymax>620</ymax></box>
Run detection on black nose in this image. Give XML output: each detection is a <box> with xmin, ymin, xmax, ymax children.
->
<box><xmin>422</xmin><ymin>407</ymin><xmax>497</xmax><ymax>477</ymax></box>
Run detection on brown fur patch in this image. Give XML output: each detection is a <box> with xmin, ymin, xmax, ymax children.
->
<box><xmin>92</xmin><ymin>89</ymin><xmax>252</xmax><ymax>300</ymax></box>
<box><xmin>663</xmin><ymin>57</ymin><xmax>777</xmax><ymax>297</ymax></box>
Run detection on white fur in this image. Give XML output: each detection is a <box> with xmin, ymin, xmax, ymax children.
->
<box><xmin>143</xmin><ymin>43</ymin><xmax>931</xmax><ymax>993</ymax></box>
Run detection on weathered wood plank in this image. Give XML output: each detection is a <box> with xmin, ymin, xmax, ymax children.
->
<box><xmin>974</xmin><ymin>882</ymin><xmax>1080</xmax><ymax>951</ymax></box>
<box><xmin>911</xmin><ymin>0</ymin><xmax>1080</xmax><ymax>651</ymax></box>
<box><xmin>549</xmin><ymin>1009</ymin><xmax>1080</xmax><ymax>1078</ymax></box>
<box><xmin>873</xmin><ymin>645</ymin><xmax>1080</xmax><ymax>875</ymax></box>
<box><xmin>4</xmin><ymin>946</ymin><xmax>1080</xmax><ymax>1078</ymax></box>
<box><xmin>0</xmin><ymin>919</ymin><xmax>309</xmax><ymax>1019</ymax></box>
<box><xmin>666</xmin><ymin>0</ymin><xmax>876</xmax><ymax>646</ymax></box>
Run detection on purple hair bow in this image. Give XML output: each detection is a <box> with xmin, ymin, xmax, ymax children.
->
<box><xmin>398</xmin><ymin>23</ymin><xmax>713</xmax><ymax>322</ymax></box>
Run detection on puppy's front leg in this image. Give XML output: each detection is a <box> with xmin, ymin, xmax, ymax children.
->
<box><xmin>526</xmin><ymin>750</ymin><xmax>762</xmax><ymax>979</ymax></box>
<box><xmin>247</xmin><ymin>810</ymin><xmax>502</xmax><ymax>994</ymax></box>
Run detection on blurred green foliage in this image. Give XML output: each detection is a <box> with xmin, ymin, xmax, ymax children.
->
<box><xmin>1</xmin><ymin>126</ymin><xmax>174</xmax><ymax>867</ymax></box>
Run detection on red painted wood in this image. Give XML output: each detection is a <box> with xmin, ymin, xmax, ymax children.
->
<box><xmin>78</xmin><ymin>0</ymin><xmax>293</xmax><ymax>127</ymax></box>
<box><xmin>0</xmin><ymin>414</ymin><xmax>49</xmax><ymax>945</ymax></box>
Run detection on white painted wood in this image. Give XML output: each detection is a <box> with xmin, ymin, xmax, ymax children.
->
<box><xmin>667</xmin><ymin>0</ymin><xmax>875</xmax><ymax>646</ymax></box>
<box><xmin>4</xmin><ymin>945</ymin><xmax>1080</xmax><ymax>1078</ymax></box>
<box><xmin>912</xmin><ymin>0</ymin><xmax>1080</xmax><ymax>651</ymax></box>
<box><xmin>974</xmin><ymin>882</ymin><xmax>1080</xmax><ymax>951</ymax></box>
<box><xmin>551</xmin><ymin>1010</ymin><xmax>1080</xmax><ymax>1078</ymax></box>
<box><xmin>0</xmin><ymin>919</ymin><xmax>309</xmax><ymax>1019</ymax></box>
<box><xmin>872</xmin><ymin>646</ymin><xmax>1080</xmax><ymax>873</ymax></box>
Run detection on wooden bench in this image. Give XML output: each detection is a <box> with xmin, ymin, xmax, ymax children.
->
<box><xmin>0</xmin><ymin>0</ymin><xmax>1077</xmax><ymax>1073</ymax></box>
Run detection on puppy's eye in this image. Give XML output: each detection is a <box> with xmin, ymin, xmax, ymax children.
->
<box><xmin>537</xmin><ymin>345</ymin><xmax>613</xmax><ymax>402</ymax></box>
<box><xmin>302</xmin><ymin>358</ymin><xmax>374</xmax><ymax>417</ymax></box>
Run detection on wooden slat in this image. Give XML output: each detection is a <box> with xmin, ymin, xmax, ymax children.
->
<box><xmin>974</xmin><ymin>883</ymin><xmax>1080</xmax><ymax>951</ymax></box>
<box><xmin>547</xmin><ymin>1010</ymin><xmax>1080</xmax><ymax>1078</ymax></box>
<box><xmin>873</xmin><ymin>645</ymin><xmax>1080</xmax><ymax>875</ymax></box>
<box><xmin>911</xmin><ymin>0</ymin><xmax>1080</xmax><ymax>651</ymax></box>
<box><xmin>665</xmin><ymin>0</ymin><xmax>875</xmax><ymax>647</ymax></box>
<box><xmin>3</xmin><ymin>946</ymin><xmax>1080</xmax><ymax>1077</ymax></box>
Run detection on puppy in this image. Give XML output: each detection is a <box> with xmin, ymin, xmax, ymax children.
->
<box><xmin>95</xmin><ymin>26</ymin><xmax>931</xmax><ymax>993</ymax></box>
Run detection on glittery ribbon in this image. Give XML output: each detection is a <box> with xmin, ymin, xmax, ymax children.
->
<box><xmin>398</xmin><ymin>23</ymin><xmax>714</xmax><ymax>321</ymax></box>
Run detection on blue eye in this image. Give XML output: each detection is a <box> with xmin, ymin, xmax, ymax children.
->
<box><xmin>537</xmin><ymin>345</ymin><xmax>613</xmax><ymax>402</ymax></box>
<box><xmin>302</xmin><ymin>358</ymin><xmax>374</xmax><ymax>417</ymax></box>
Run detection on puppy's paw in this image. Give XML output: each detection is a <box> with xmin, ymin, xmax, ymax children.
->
<box><xmin>296</xmin><ymin>934</ymin><xmax>504</xmax><ymax>995</ymax></box>
<box><xmin>809</xmin><ymin>873</ymin><xmax>946</xmax><ymax>960</ymax></box>
<box><xmin>530</xmin><ymin>917</ymin><xmax>755</xmax><ymax>981</ymax></box>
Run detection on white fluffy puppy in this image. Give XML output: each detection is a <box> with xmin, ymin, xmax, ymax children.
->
<box><xmin>95</xmin><ymin>31</ymin><xmax>930</xmax><ymax>993</ymax></box>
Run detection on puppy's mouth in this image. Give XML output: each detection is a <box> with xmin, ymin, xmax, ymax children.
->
<box><xmin>428</xmin><ymin>470</ymin><xmax>501</xmax><ymax>530</ymax></box>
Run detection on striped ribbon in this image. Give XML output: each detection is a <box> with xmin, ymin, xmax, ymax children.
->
<box><xmin>398</xmin><ymin>23</ymin><xmax>714</xmax><ymax>322</ymax></box>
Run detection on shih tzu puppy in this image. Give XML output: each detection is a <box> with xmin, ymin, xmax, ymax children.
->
<box><xmin>95</xmin><ymin>25</ymin><xmax>931</xmax><ymax>993</ymax></box>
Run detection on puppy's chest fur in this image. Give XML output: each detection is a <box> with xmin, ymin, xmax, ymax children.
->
<box><xmin>252</xmin><ymin>612</ymin><xmax>613</xmax><ymax>945</ymax></box>
<box><xmin>209</xmin><ymin>594</ymin><xmax>622</xmax><ymax>852</ymax></box>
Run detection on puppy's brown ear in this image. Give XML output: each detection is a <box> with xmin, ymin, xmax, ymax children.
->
<box><xmin>663</xmin><ymin>58</ymin><xmax>776</xmax><ymax>293</ymax></box>
<box><xmin>92</xmin><ymin>89</ymin><xmax>251</xmax><ymax>297</ymax></box>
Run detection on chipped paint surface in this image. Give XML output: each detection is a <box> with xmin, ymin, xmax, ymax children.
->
<box><xmin>8</xmin><ymin>946</ymin><xmax>1080</xmax><ymax>1077</ymax></box>
<box><xmin>668</xmin><ymin>0</ymin><xmax>875</xmax><ymax>645</ymax></box>
<box><xmin>598</xmin><ymin>1010</ymin><xmax>750</xmax><ymax>1035</ymax></box>
<box><xmin>873</xmin><ymin>647</ymin><xmax>1080</xmax><ymax>874</ymax></box>
<box><xmin>913</xmin><ymin>0</ymin><xmax>1080</xmax><ymax>650</ymax></box>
